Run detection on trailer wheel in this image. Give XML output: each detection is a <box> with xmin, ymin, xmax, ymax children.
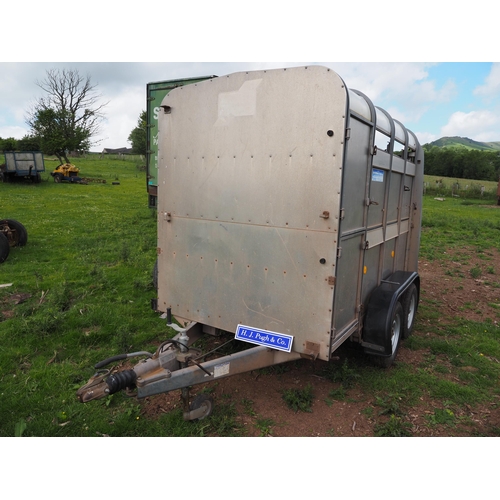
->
<box><xmin>0</xmin><ymin>219</ymin><xmax>28</xmax><ymax>247</ymax></box>
<box><xmin>402</xmin><ymin>284</ymin><xmax>418</xmax><ymax>339</ymax></box>
<box><xmin>152</xmin><ymin>258</ymin><xmax>158</xmax><ymax>291</ymax></box>
<box><xmin>375</xmin><ymin>301</ymin><xmax>403</xmax><ymax>368</ymax></box>
<box><xmin>0</xmin><ymin>232</ymin><xmax>9</xmax><ymax>263</ymax></box>
<box><xmin>189</xmin><ymin>393</ymin><xmax>214</xmax><ymax>421</ymax></box>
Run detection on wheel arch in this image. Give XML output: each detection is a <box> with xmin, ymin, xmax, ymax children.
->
<box><xmin>362</xmin><ymin>271</ymin><xmax>419</xmax><ymax>357</ymax></box>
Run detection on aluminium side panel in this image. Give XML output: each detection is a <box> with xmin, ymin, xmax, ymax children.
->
<box><xmin>157</xmin><ymin>66</ymin><xmax>348</xmax><ymax>361</ymax></box>
<box><xmin>332</xmin><ymin>116</ymin><xmax>372</xmax><ymax>340</ymax></box>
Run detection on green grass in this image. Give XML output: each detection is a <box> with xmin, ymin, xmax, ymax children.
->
<box><xmin>424</xmin><ymin>174</ymin><xmax>499</xmax><ymax>200</ymax></box>
<box><xmin>1</xmin><ymin>163</ymin><xmax>500</xmax><ymax>436</ymax></box>
<box><xmin>0</xmin><ymin>155</ymin><xmax>173</xmax><ymax>436</ymax></box>
<box><xmin>419</xmin><ymin>194</ymin><xmax>500</xmax><ymax>261</ymax></box>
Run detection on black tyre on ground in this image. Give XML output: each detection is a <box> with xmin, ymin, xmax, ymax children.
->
<box><xmin>0</xmin><ymin>232</ymin><xmax>10</xmax><ymax>263</ymax></box>
<box><xmin>0</xmin><ymin>219</ymin><xmax>28</xmax><ymax>247</ymax></box>
<box><xmin>54</xmin><ymin>174</ymin><xmax>62</xmax><ymax>183</ymax></box>
<box><xmin>189</xmin><ymin>393</ymin><xmax>214</xmax><ymax>421</ymax></box>
<box><xmin>152</xmin><ymin>258</ymin><xmax>158</xmax><ymax>291</ymax></box>
<box><xmin>401</xmin><ymin>283</ymin><xmax>418</xmax><ymax>339</ymax></box>
<box><xmin>374</xmin><ymin>301</ymin><xmax>403</xmax><ymax>368</ymax></box>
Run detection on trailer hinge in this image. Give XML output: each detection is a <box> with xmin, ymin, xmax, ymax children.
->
<box><xmin>146</xmin><ymin>123</ymin><xmax>155</xmax><ymax>128</ymax></box>
<box><xmin>147</xmin><ymin>96</ymin><xmax>155</xmax><ymax>101</ymax></box>
<box><xmin>336</xmin><ymin>247</ymin><xmax>342</xmax><ymax>258</ymax></box>
<box><xmin>339</xmin><ymin>208</ymin><xmax>345</xmax><ymax>220</ymax></box>
<box><xmin>345</xmin><ymin>128</ymin><xmax>351</xmax><ymax>141</ymax></box>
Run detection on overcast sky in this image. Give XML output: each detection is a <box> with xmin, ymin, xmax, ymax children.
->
<box><xmin>1</xmin><ymin>62</ymin><xmax>499</xmax><ymax>150</ymax></box>
<box><xmin>2</xmin><ymin>4</ymin><xmax>498</xmax><ymax>150</ymax></box>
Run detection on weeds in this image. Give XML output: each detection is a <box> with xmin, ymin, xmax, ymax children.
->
<box><xmin>255</xmin><ymin>417</ymin><xmax>275</xmax><ymax>436</ymax></box>
<box><xmin>14</xmin><ymin>419</ymin><xmax>27</xmax><ymax>437</ymax></box>
<box><xmin>242</xmin><ymin>398</ymin><xmax>257</xmax><ymax>417</ymax></box>
<box><xmin>374</xmin><ymin>415</ymin><xmax>412</xmax><ymax>437</ymax></box>
<box><xmin>321</xmin><ymin>358</ymin><xmax>361</xmax><ymax>388</ymax></box>
<box><xmin>427</xmin><ymin>408</ymin><xmax>456</xmax><ymax>426</ymax></box>
<box><xmin>326</xmin><ymin>386</ymin><xmax>347</xmax><ymax>404</ymax></box>
<box><xmin>374</xmin><ymin>393</ymin><xmax>405</xmax><ymax>417</ymax></box>
<box><xmin>282</xmin><ymin>384</ymin><xmax>314</xmax><ymax>413</ymax></box>
<box><xmin>470</xmin><ymin>266</ymin><xmax>482</xmax><ymax>279</ymax></box>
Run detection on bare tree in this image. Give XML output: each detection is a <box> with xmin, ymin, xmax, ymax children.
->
<box><xmin>26</xmin><ymin>68</ymin><xmax>108</xmax><ymax>164</ymax></box>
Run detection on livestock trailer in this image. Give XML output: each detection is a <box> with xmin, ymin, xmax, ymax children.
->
<box><xmin>78</xmin><ymin>65</ymin><xmax>424</xmax><ymax>420</ymax></box>
<box><xmin>2</xmin><ymin>151</ymin><xmax>45</xmax><ymax>183</ymax></box>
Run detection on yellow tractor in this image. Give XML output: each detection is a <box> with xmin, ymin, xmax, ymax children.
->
<box><xmin>51</xmin><ymin>163</ymin><xmax>83</xmax><ymax>183</ymax></box>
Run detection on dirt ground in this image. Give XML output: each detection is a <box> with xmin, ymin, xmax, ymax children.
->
<box><xmin>140</xmin><ymin>246</ymin><xmax>500</xmax><ymax>436</ymax></box>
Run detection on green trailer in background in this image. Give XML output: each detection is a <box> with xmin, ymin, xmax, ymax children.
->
<box><xmin>146</xmin><ymin>76</ymin><xmax>217</xmax><ymax>208</ymax></box>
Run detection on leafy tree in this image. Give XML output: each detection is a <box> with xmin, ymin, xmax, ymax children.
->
<box><xmin>0</xmin><ymin>137</ymin><xmax>18</xmax><ymax>151</ymax></box>
<box><xmin>424</xmin><ymin>147</ymin><xmax>499</xmax><ymax>182</ymax></box>
<box><xmin>17</xmin><ymin>134</ymin><xmax>41</xmax><ymax>151</ymax></box>
<box><xmin>128</xmin><ymin>110</ymin><xmax>147</xmax><ymax>155</ymax></box>
<box><xmin>26</xmin><ymin>68</ymin><xmax>108</xmax><ymax>164</ymax></box>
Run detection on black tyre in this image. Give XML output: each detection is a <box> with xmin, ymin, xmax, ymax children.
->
<box><xmin>0</xmin><ymin>219</ymin><xmax>28</xmax><ymax>247</ymax></box>
<box><xmin>152</xmin><ymin>258</ymin><xmax>158</xmax><ymax>291</ymax></box>
<box><xmin>375</xmin><ymin>301</ymin><xmax>403</xmax><ymax>368</ymax></box>
<box><xmin>189</xmin><ymin>393</ymin><xmax>214</xmax><ymax>421</ymax></box>
<box><xmin>0</xmin><ymin>232</ymin><xmax>10</xmax><ymax>263</ymax></box>
<box><xmin>401</xmin><ymin>284</ymin><xmax>418</xmax><ymax>339</ymax></box>
<box><xmin>54</xmin><ymin>174</ymin><xmax>62</xmax><ymax>183</ymax></box>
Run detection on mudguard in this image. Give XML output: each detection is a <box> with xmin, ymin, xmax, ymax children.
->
<box><xmin>362</xmin><ymin>271</ymin><xmax>419</xmax><ymax>357</ymax></box>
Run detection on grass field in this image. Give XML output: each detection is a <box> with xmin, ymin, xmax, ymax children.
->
<box><xmin>1</xmin><ymin>157</ymin><xmax>499</xmax><ymax>437</ymax></box>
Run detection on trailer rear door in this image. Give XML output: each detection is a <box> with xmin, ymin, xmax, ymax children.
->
<box><xmin>157</xmin><ymin>66</ymin><xmax>348</xmax><ymax>361</ymax></box>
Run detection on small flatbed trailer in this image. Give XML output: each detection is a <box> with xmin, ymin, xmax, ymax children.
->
<box><xmin>2</xmin><ymin>151</ymin><xmax>45</xmax><ymax>183</ymax></box>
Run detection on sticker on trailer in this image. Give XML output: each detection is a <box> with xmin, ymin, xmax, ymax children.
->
<box><xmin>213</xmin><ymin>362</ymin><xmax>230</xmax><ymax>378</ymax></box>
<box><xmin>372</xmin><ymin>168</ymin><xmax>384</xmax><ymax>182</ymax></box>
<box><xmin>235</xmin><ymin>325</ymin><xmax>293</xmax><ymax>352</ymax></box>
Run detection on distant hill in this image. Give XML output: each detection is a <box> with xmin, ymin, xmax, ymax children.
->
<box><xmin>425</xmin><ymin>136</ymin><xmax>500</xmax><ymax>151</ymax></box>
